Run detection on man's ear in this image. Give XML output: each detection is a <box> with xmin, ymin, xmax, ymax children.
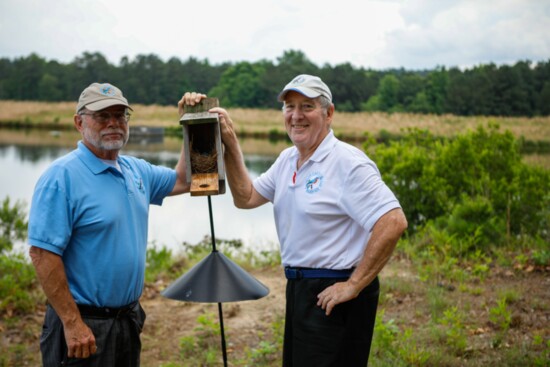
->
<box><xmin>326</xmin><ymin>103</ymin><xmax>335</xmax><ymax>127</ymax></box>
<box><xmin>74</xmin><ymin>114</ymin><xmax>83</xmax><ymax>132</ymax></box>
<box><xmin>327</xmin><ymin>103</ymin><xmax>335</xmax><ymax>118</ymax></box>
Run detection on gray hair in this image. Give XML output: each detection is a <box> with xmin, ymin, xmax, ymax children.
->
<box><xmin>317</xmin><ymin>96</ymin><xmax>332</xmax><ymax>113</ymax></box>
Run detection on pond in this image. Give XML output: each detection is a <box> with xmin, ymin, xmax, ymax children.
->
<box><xmin>0</xmin><ymin>128</ymin><xmax>292</xmax><ymax>254</ymax></box>
<box><xmin>5</xmin><ymin>127</ymin><xmax>547</xmax><ymax>255</ymax></box>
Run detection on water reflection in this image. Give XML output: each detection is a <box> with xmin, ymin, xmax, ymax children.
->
<box><xmin>0</xmin><ymin>143</ymin><xmax>72</xmax><ymax>163</ymax></box>
<box><xmin>0</xmin><ymin>129</ymin><xmax>284</xmax><ymax>253</ymax></box>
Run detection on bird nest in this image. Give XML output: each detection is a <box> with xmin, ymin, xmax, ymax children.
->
<box><xmin>190</xmin><ymin>140</ymin><xmax>217</xmax><ymax>173</ymax></box>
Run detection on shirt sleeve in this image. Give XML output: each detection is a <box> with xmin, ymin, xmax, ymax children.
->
<box><xmin>253</xmin><ymin>149</ymin><xmax>289</xmax><ymax>202</ymax></box>
<box><xmin>339</xmin><ymin>161</ymin><xmax>401</xmax><ymax>232</ymax></box>
<box><xmin>28</xmin><ymin>173</ymin><xmax>72</xmax><ymax>255</ymax></box>
<box><xmin>131</xmin><ymin>157</ymin><xmax>177</xmax><ymax>205</ymax></box>
<box><xmin>148</xmin><ymin>165</ymin><xmax>177</xmax><ymax>205</ymax></box>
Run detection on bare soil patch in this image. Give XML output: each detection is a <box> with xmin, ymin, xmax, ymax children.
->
<box><xmin>2</xmin><ymin>259</ymin><xmax>548</xmax><ymax>366</ymax></box>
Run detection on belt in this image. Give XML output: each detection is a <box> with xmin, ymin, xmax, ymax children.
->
<box><xmin>284</xmin><ymin>267</ymin><xmax>354</xmax><ymax>279</ymax></box>
<box><xmin>77</xmin><ymin>301</ymin><xmax>138</xmax><ymax>318</ymax></box>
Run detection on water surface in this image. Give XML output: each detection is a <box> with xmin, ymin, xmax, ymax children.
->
<box><xmin>0</xmin><ymin>129</ymin><xmax>286</xmax><ymax>253</ymax></box>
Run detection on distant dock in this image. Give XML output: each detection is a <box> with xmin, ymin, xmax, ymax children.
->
<box><xmin>130</xmin><ymin>126</ymin><xmax>164</xmax><ymax>136</ymax></box>
<box><xmin>129</xmin><ymin>126</ymin><xmax>165</xmax><ymax>144</ymax></box>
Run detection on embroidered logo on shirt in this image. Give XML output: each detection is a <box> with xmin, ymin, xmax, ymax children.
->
<box><xmin>135</xmin><ymin>177</ymin><xmax>145</xmax><ymax>193</ymax></box>
<box><xmin>305</xmin><ymin>172</ymin><xmax>323</xmax><ymax>194</ymax></box>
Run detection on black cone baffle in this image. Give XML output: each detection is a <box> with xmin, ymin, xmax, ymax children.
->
<box><xmin>161</xmin><ymin>251</ymin><xmax>269</xmax><ymax>303</ymax></box>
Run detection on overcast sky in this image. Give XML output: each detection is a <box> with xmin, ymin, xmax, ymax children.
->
<box><xmin>1</xmin><ymin>0</ymin><xmax>548</xmax><ymax>70</ymax></box>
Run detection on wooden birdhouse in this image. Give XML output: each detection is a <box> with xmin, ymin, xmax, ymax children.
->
<box><xmin>180</xmin><ymin>98</ymin><xmax>226</xmax><ymax>196</ymax></box>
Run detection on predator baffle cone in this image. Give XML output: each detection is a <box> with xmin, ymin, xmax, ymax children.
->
<box><xmin>161</xmin><ymin>251</ymin><xmax>270</xmax><ymax>303</ymax></box>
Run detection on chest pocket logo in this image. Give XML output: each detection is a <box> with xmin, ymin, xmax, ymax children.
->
<box><xmin>135</xmin><ymin>177</ymin><xmax>145</xmax><ymax>194</ymax></box>
<box><xmin>305</xmin><ymin>172</ymin><xmax>323</xmax><ymax>194</ymax></box>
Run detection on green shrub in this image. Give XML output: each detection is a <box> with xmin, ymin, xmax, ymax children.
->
<box><xmin>371</xmin><ymin>310</ymin><xmax>400</xmax><ymax>359</ymax></box>
<box><xmin>0</xmin><ymin>253</ymin><xmax>40</xmax><ymax>315</ymax></box>
<box><xmin>532</xmin><ymin>248</ymin><xmax>550</xmax><ymax>266</ymax></box>
<box><xmin>0</xmin><ymin>197</ymin><xmax>27</xmax><ymax>254</ymax></box>
<box><xmin>437</xmin><ymin>307</ymin><xmax>468</xmax><ymax>356</ymax></box>
<box><xmin>145</xmin><ymin>244</ymin><xmax>173</xmax><ymax>282</ymax></box>
<box><xmin>247</xmin><ymin>312</ymin><xmax>284</xmax><ymax>364</ymax></box>
<box><xmin>0</xmin><ymin>196</ymin><xmax>40</xmax><ymax>316</ymax></box>
<box><xmin>176</xmin><ymin>312</ymin><xmax>223</xmax><ymax>365</ymax></box>
<box><xmin>434</xmin><ymin>195</ymin><xmax>506</xmax><ymax>252</ymax></box>
<box><xmin>397</xmin><ymin>328</ymin><xmax>431</xmax><ymax>365</ymax></box>
<box><xmin>370</xmin><ymin>125</ymin><xmax>550</xmax><ymax>250</ymax></box>
<box><xmin>489</xmin><ymin>297</ymin><xmax>512</xmax><ymax>331</ymax></box>
<box><xmin>180</xmin><ymin>235</ymin><xmax>243</xmax><ymax>263</ymax></box>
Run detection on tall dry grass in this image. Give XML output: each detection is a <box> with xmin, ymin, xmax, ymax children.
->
<box><xmin>0</xmin><ymin>101</ymin><xmax>76</xmax><ymax>125</ymax></box>
<box><xmin>1</xmin><ymin>100</ymin><xmax>549</xmax><ymax>143</ymax></box>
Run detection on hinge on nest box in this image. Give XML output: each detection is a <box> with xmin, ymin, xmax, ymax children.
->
<box><xmin>179</xmin><ymin>98</ymin><xmax>226</xmax><ymax>196</ymax></box>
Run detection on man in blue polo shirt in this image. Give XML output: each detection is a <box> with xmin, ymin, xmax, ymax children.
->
<box><xmin>28</xmin><ymin>82</ymin><xmax>200</xmax><ymax>366</ymax></box>
<box><xmin>182</xmin><ymin>74</ymin><xmax>408</xmax><ymax>366</ymax></box>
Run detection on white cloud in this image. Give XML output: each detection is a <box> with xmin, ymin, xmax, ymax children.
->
<box><xmin>385</xmin><ymin>0</ymin><xmax>550</xmax><ymax>69</ymax></box>
<box><xmin>0</xmin><ymin>0</ymin><xmax>548</xmax><ymax>69</ymax></box>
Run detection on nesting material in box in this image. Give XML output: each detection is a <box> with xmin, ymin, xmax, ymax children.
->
<box><xmin>179</xmin><ymin>98</ymin><xmax>226</xmax><ymax>196</ymax></box>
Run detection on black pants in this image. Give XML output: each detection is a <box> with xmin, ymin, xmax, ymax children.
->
<box><xmin>283</xmin><ymin>277</ymin><xmax>380</xmax><ymax>367</ymax></box>
<box><xmin>40</xmin><ymin>303</ymin><xmax>146</xmax><ymax>367</ymax></box>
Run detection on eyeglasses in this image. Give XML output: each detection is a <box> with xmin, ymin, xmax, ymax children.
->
<box><xmin>283</xmin><ymin>102</ymin><xmax>320</xmax><ymax>114</ymax></box>
<box><xmin>79</xmin><ymin>111</ymin><xmax>131</xmax><ymax>124</ymax></box>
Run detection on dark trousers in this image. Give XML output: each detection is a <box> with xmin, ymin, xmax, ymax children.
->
<box><xmin>40</xmin><ymin>303</ymin><xmax>146</xmax><ymax>367</ymax></box>
<box><xmin>283</xmin><ymin>277</ymin><xmax>380</xmax><ymax>367</ymax></box>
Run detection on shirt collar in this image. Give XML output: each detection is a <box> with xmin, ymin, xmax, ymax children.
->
<box><xmin>74</xmin><ymin>141</ymin><xmax>113</xmax><ymax>175</ymax></box>
<box><xmin>306</xmin><ymin>129</ymin><xmax>337</xmax><ymax>163</ymax></box>
<box><xmin>288</xmin><ymin>130</ymin><xmax>337</xmax><ymax>172</ymax></box>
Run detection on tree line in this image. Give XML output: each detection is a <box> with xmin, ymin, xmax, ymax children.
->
<box><xmin>0</xmin><ymin>50</ymin><xmax>549</xmax><ymax>116</ymax></box>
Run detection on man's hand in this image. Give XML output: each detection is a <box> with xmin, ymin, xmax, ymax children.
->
<box><xmin>317</xmin><ymin>209</ymin><xmax>407</xmax><ymax>316</ymax></box>
<box><xmin>28</xmin><ymin>247</ymin><xmax>97</xmax><ymax>359</ymax></box>
<box><xmin>177</xmin><ymin>91</ymin><xmax>236</xmax><ymax>143</ymax></box>
<box><xmin>64</xmin><ymin>319</ymin><xmax>97</xmax><ymax>358</ymax></box>
<box><xmin>178</xmin><ymin>92</ymin><xmax>208</xmax><ymax>117</ymax></box>
<box><xmin>317</xmin><ymin>281</ymin><xmax>361</xmax><ymax>316</ymax></box>
<box><xmin>208</xmin><ymin>107</ymin><xmax>237</xmax><ymax>144</ymax></box>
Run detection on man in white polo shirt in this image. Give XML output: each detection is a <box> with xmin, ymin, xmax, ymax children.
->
<box><xmin>183</xmin><ymin>74</ymin><xmax>407</xmax><ymax>366</ymax></box>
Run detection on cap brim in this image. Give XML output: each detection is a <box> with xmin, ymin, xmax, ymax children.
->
<box><xmin>277</xmin><ymin>87</ymin><xmax>322</xmax><ymax>102</ymax></box>
<box><xmin>85</xmin><ymin>99</ymin><xmax>133</xmax><ymax>111</ymax></box>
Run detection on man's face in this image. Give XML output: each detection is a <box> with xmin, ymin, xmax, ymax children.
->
<box><xmin>282</xmin><ymin>91</ymin><xmax>333</xmax><ymax>152</ymax></box>
<box><xmin>76</xmin><ymin>105</ymin><xmax>130</xmax><ymax>158</ymax></box>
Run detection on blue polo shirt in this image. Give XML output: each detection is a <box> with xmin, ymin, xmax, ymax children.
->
<box><xmin>28</xmin><ymin>141</ymin><xmax>177</xmax><ymax>307</ymax></box>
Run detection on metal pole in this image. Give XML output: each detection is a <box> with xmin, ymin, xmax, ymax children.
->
<box><xmin>207</xmin><ymin>195</ymin><xmax>227</xmax><ymax>366</ymax></box>
<box><xmin>218</xmin><ymin>302</ymin><xmax>228</xmax><ymax>367</ymax></box>
<box><xmin>207</xmin><ymin>195</ymin><xmax>217</xmax><ymax>253</ymax></box>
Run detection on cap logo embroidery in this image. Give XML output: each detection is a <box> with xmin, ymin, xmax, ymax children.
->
<box><xmin>305</xmin><ymin>172</ymin><xmax>323</xmax><ymax>194</ymax></box>
<box><xmin>292</xmin><ymin>76</ymin><xmax>306</xmax><ymax>84</ymax></box>
<box><xmin>101</xmin><ymin>85</ymin><xmax>116</xmax><ymax>96</ymax></box>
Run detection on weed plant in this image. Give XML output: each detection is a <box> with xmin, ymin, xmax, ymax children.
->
<box><xmin>240</xmin><ymin>314</ymin><xmax>284</xmax><ymax>365</ymax></box>
<box><xmin>160</xmin><ymin>311</ymin><xmax>285</xmax><ymax>367</ymax></box>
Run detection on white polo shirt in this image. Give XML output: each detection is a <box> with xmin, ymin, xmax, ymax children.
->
<box><xmin>253</xmin><ymin>130</ymin><xmax>401</xmax><ymax>269</ymax></box>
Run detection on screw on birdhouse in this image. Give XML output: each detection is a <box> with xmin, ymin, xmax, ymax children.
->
<box><xmin>179</xmin><ymin>98</ymin><xmax>226</xmax><ymax>196</ymax></box>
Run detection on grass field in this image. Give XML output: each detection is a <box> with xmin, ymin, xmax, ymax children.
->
<box><xmin>1</xmin><ymin>100</ymin><xmax>550</xmax><ymax>144</ymax></box>
<box><xmin>1</xmin><ymin>100</ymin><xmax>550</xmax><ymax>170</ymax></box>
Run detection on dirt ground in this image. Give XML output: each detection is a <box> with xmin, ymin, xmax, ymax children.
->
<box><xmin>139</xmin><ymin>265</ymin><xmax>287</xmax><ymax>366</ymax></box>
<box><xmin>2</xmin><ymin>259</ymin><xmax>548</xmax><ymax>366</ymax></box>
<box><xmin>137</xmin><ymin>258</ymin><xmax>549</xmax><ymax>366</ymax></box>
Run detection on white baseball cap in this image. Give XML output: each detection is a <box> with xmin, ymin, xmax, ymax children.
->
<box><xmin>277</xmin><ymin>74</ymin><xmax>332</xmax><ymax>102</ymax></box>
